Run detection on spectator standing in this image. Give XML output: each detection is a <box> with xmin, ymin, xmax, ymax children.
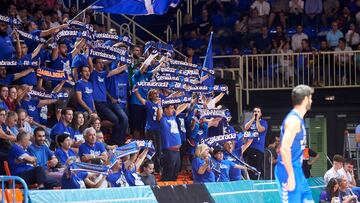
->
<box><xmin>322</xmin><ymin>0</ymin><xmax>339</xmax><ymax>27</ymax></box>
<box><xmin>243</xmin><ymin>107</ymin><xmax>268</xmax><ymax>179</ymax></box>
<box><xmin>75</xmin><ymin>66</ymin><xmax>96</xmax><ymax>117</ymax></box>
<box><xmin>250</xmin><ymin>0</ymin><xmax>270</xmax><ymax>19</ymax></box>
<box><xmin>326</xmin><ymin>22</ymin><xmax>344</xmax><ymax>48</ymax></box>
<box><xmin>268</xmin><ymin>0</ymin><xmax>287</xmax><ymax>28</ymax></box>
<box><xmin>303</xmin><ymin>0</ymin><xmax>322</xmax><ymax>29</ymax></box>
<box><xmin>302</xmin><ymin>147</ymin><xmax>320</xmax><ymax>178</ymax></box>
<box><xmin>0</xmin><ymin>21</ymin><xmax>16</xmax><ymax>60</ymax></box>
<box><xmin>289</xmin><ymin>0</ymin><xmax>304</xmax><ymax>28</ymax></box>
<box><xmin>50</xmin><ymin>108</ymin><xmax>74</xmax><ymax>144</ymax></box>
<box><xmin>345</xmin><ymin>23</ymin><xmax>360</xmax><ymax>48</ymax></box>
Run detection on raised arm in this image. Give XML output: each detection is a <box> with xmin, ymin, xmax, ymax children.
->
<box><xmin>133</xmin><ymin>88</ymin><xmax>146</xmax><ymax>105</ymax></box>
<box><xmin>31</xmin><ymin>43</ymin><xmax>44</xmax><ymax>59</ymax></box>
<box><xmin>71</xmin><ymin>38</ymin><xmax>85</xmax><ymax>59</ymax></box>
<box><xmin>134</xmin><ymin>148</ymin><xmax>149</xmax><ymax>171</ymax></box>
<box><xmin>39</xmin><ymin>24</ymin><xmax>68</xmax><ymax>37</ymax></box>
<box><xmin>38</xmin><ymin>99</ymin><xmax>57</xmax><ymax>107</ymax></box>
<box><xmin>175</xmin><ymin>103</ymin><xmax>189</xmax><ymax>116</ymax></box>
<box><xmin>13</xmin><ymin>68</ymin><xmax>34</xmax><ymax>81</ymax></box>
<box><xmin>107</xmin><ymin>64</ymin><xmax>127</xmax><ymax>78</ymax></box>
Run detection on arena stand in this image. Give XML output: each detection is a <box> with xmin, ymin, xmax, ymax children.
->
<box><xmin>1</xmin><ymin>0</ymin><xmax>360</xmax><ymax>202</ymax></box>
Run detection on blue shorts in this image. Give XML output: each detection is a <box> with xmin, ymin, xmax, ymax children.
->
<box><xmin>275</xmin><ymin>164</ymin><xmax>314</xmax><ymax>203</ymax></box>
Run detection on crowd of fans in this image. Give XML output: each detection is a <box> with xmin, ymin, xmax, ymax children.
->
<box><xmin>0</xmin><ymin>0</ymin><xmax>275</xmax><ymax>190</ymax></box>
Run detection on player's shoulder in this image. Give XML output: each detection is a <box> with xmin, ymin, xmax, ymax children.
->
<box><xmin>284</xmin><ymin>115</ymin><xmax>301</xmax><ymax>128</ymax></box>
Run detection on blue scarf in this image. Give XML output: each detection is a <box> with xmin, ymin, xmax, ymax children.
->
<box><xmin>201</xmin><ymin>133</ymin><xmax>237</xmax><ymax>146</ymax></box>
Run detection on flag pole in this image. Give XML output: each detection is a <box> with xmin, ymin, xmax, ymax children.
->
<box><xmin>67</xmin><ymin>0</ymin><xmax>101</xmax><ymax>24</ymax></box>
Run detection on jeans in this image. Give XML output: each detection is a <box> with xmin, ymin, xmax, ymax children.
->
<box><xmin>19</xmin><ymin>166</ymin><xmax>60</xmax><ymax>189</ymax></box>
<box><xmin>108</xmin><ymin>102</ymin><xmax>129</xmax><ymax>145</ymax></box>
<box><xmin>161</xmin><ymin>150</ymin><xmax>180</xmax><ymax>181</ymax></box>
<box><xmin>145</xmin><ymin>130</ymin><xmax>162</xmax><ymax>173</ymax></box>
<box><xmin>95</xmin><ymin>102</ymin><xmax>127</xmax><ymax>146</ymax></box>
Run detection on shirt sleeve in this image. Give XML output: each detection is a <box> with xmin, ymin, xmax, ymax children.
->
<box><xmin>98</xmin><ymin>142</ymin><xmax>106</xmax><ymax>153</ymax></box>
<box><xmin>356</xmin><ymin>125</ymin><xmax>360</xmax><ymax>134</ymax></box>
<box><xmin>309</xmin><ymin>148</ymin><xmax>318</xmax><ymax>157</ymax></box>
<box><xmin>75</xmin><ymin>81</ymin><xmax>83</xmax><ymax>92</ymax></box>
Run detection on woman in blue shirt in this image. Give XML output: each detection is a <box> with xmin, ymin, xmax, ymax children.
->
<box><xmin>212</xmin><ymin>147</ymin><xmax>247</xmax><ymax>182</ymax></box>
<box><xmin>54</xmin><ymin>134</ymin><xmax>77</xmax><ymax>166</ymax></box>
<box><xmin>192</xmin><ymin>144</ymin><xmax>215</xmax><ymax>183</ymax></box>
<box><xmin>70</xmin><ymin>111</ymin><xmax>85</xmax><ymax>147</ymax></box>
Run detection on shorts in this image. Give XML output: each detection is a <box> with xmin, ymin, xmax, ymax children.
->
<box><xmin>275</xmin><ymin>164</ymin><xmax>314</xmax><ymax>203</ymax></box>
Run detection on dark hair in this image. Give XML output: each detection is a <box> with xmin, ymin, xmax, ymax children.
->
<box><xmin>326</xmin><ymin>178</ymin><xmax>339</xmax><ymax>198</ymax></box>
<box><xmin>339</xmin><ymin>38</ymin><xmax>346</xmax><ymax>44</ymax></box>
<box><xmin>291</xmin><ymin>85</ymin><xmax>314</xmax><ymax>106</ymax></box>
<box><xmin>17</xmin><ymin>131</ymin><xmax>28</xmax><ymax>142</ymax></box>
<box><xmin>6</xmin><ymin>110</ymin><xmax>17</xmax><ymax>119</ymax></box>
<box><xmin>71</xmin><ymin>111</ymin><xmax>84</xmax><ymax>131</ymax></box>
<box><xmin>16</xmin><ymin>108</ymin><xmax>27</xmax><ymax>115</ymax></box>
<box><xmin>333</xmin><ymin>154</ymin><xmax>345</xmax><ymax>163</ymax></box>
<box><xmin>0</xmin><ymin>108</ymin><xmax>6</xmax><ymax>113</ymax></box>
<box><xmin>57</xmin><ymin>134</ymin><xmax>70</xmax><ymax>146</ymax></box>
<box><xmin>61</xmin><ymin>107</ymin><xmax>73</xmax><ymax>116</ymax></box>
<box><xmin>34</xmin><ymin>126</ymin><xmax>46</xmax><ymax>136</ymax></box>
<box><xmin>345</xmin><ymin>158</ymin><xmax>354</xmax><ymax>165</ymax></box>
<box><xmin>140</xmin><ymin>159</ymin><xmax>154</xmax><ymax>172</ymax></box>
<box><xmin>79</xmin><ymin>65</ymin><xmax>89</xmax><ymax>73</ymax></box>
<box><xmin>212</xmin><ymin>146</ymin><xmax>223</xmax><ymax>155</ymax></box>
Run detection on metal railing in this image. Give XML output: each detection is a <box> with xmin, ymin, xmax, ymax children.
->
<box><xmin>176</xmin><ymin>9</ymin><xmax>182</xmax><ymax>37</ymax></box>
<box><xmin>166</xmin><ymin>25</ymin><xmax>173</xmax><ymax>43</ymax></box>
<box><xmin>0</xmin><ymin>176</ymin><xmax>29</xmax><ymax>203</ymax></box>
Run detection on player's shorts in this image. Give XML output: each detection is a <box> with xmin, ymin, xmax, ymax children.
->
<box><xmin>275</xmin><ymin>164</ymin><xmax>314</xmax><ymax>203</ymax></box>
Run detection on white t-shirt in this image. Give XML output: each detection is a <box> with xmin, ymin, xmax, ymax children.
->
<box><xmin>324</xmin><ymin>167</ymin><xmax>346</xmax><ymax>184</ymax></box>
<box><xmin>345</xmin><ymin>31</ymin><xmax>360</xmax><ymax>46</ymax></box>
<box><xmin>291</xmin><ymin>33</ymin><xmax>308</xmax><ymax>51</ymax></box>
<box><xmin>250</xmin><ymin>0</ymin><xmax>270</xmax><ymax>16</ymax></box>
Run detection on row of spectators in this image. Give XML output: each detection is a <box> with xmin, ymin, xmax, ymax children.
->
<box><xmin>170</xmin><ymin>0</ymin><xmax>360</xmax><ymax>59</ymax></box>
<box><xmin>0</xmin><ymin>0</ymin><xmax>273</xmax><ymax>190</ymax></box>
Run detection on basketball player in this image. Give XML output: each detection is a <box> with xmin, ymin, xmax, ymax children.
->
<box><xmin>275</xmin><ymin>85</ymin><xmax>315</xmax><ymax>203</ymax></box>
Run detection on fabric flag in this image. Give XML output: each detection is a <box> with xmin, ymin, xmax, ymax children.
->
<box><xmin>92</xmin><ymin>0</ymin><xmax>179</xmax><ymax>15</ymax></box>
<box><xmin>202</xmin><ymin>32</ymin><xmax>214</xmax><ymax>86</ymax></box>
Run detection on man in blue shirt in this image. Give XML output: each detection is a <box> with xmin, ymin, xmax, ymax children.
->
<box><xmin>28</xmin><ymin>127</ymin><xmax>59</xmax><ymax>170</ymax></box>
<box><xmin>8</xmin><ymin>131</ymin><xmax>59</xmax><ymax>189</ymax></box>
<box><xmin>243</xmin><ymin>106</ymin><xmax>268</xmax><ymax>179</ymax></box>
<box><xmin>0</xmin><ymin>21</ymin><xmax>16</xmax><ymax>60</ymax></box>
<box><xmin>0</xmin><ymin>66</ymin><xmax>35</xmax><ymax>85</ymax></box>
<box><xmin>275</xmin><ymin>85</ymin><xmax>314</xmax><ymax>202</ymax></box>
<box><xmin>50</xmin><ymin>108</ymin><xmax>74</xmax><ymax>144</ymax></box>
<box><xmin>158</xmin><ymin>103</ymin><xmax>189</xmax><ymax>181</ymax></box>
<box><xmin>78</xmin><ymin>127</ymin><xmax>108</xmax><ymax>163</ymax></box>
<box><xmin>91</xmin><ymin>58</ymin><xmax>127</xmax><ymax>145</ymax></box>
<box><xmin>106</xmin><ymin>60</ymin><xmax>129</xmax><ymax>146</ymax></box>
<box><xmin>75</xmin><ymin>66</ymin><xmax>96</xmax><ymax>116</ymax></box>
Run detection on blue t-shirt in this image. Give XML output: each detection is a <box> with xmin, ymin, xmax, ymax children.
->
<box><xmin>207</xmin><ymin>119</ymin><xmax>227</xmax><ymax>138</ymax></box>
<box><xmin>61</xmin><ymin>171</ymin><xmax>88</xmax><ymax>189</ymax></box>
<box><xmin>248</xmin><ymin>119</ymin><xmax>268</xmax><ymax>153</ymax></box>
<box><xmin>51</xmin><ymin>53</ymin><xmax>73</xmax><ymax>87</ymax></box>
<box><xmin>223</xmin><ymin>147</ymin><xmax>243</xmax><ymax>181</ymax></box>
<box><xmin>213</xmin><ymin>159</ymin><xmax>236</xmax><ymax>182</ymax></box>
<box><xmin>160</xmin><ymin>113</ymin><xmax>182</xmax><ymax>149</ymax></box>
<box><xmin>106</xmin><ymin>62</ymin><xmax>129</xmax><ymax>108</ymax></box>
<box><xmin>176</xmin><ymin>113</ymin><xmax>187</xmax><ymax>142</ymax></box>
<box><xmin>54</xmin><ymin>148</ymin><xmax>77</xmax><ymax>165</ymax></box>
<box><xmin>189</xmin><ymin>122</ymin><xmax>209</xmax><ymax>155</ymax></box>
<box><xmin>78</xmin><ymin>142</ymin><xmax>106</xmax><ymax>158</ymax></box>
<box><xmin>25</xmin><ymin>30</ymin><xmax>41</xmax><ymax>52</ymax></box>
<box><xmin>17</xmin><ymin>54</ymin><xmax>37</xmax><ymax>86</ymax></box>
<box><xmin>71</xmin><ymin>54</ymin><xmax>88</xmax><ymax>70</ymax></box>
<box><xmin>145</xmin><ymin>100</ymin><xmax>160</xmax><ymax>131</ymax></box>
<box><xmin>0</xmin><ymin>35</ymin><xmax>16</xmax><ymax>60</ymax></box>
<box><xmin>130</xmin><ymin>69</ymin><xmax>152</xmax><ymax>105</ymax></box>
<box><xmin>20</xmin><ymin>98</ymin><xmax>41</xmax><ymax>123</ymax></box>
<box><xmin>28</xmin><ymin>144</ymin><xmax>54</xmax><ymax>169</ymax></box>
<box><xmin>0</xmin><ymin>74</ymin><xmax>15</xmax><ymax>85</ymax></box>
<box><xmin>8</xmin><ymin>144</ymin><xmax>34</xmax><ymax>175</ymax></box>
<box><xmin>50</xmin><ymin>121</ymin><xmax>74</xmax><ymax>141</ymax></box>
<box><xmin>90</xmin><ymin>70</ymin><xmax>107</xmax><ymax>102</ymax></box>
<box><xmin>192</xmin><ymin>157</ymin><xmax>215</xmax><ymax>183</ymax></box>
<box><xmin>0</xmin><ymin>101</ymin><xmax>9</xmax><ymax>111</ymax></box>
<box><xmin>107</xmin><ymin>170</ymin><xmax>126</xmax><ymax>187</ymax></box>
<box><xmin>75</xmin><ymin>79</ymin><xmax>95</xmax><ymax>112</ymax></box>
<box><xmin>277</xmin><ymin>110</ymin><xmax>307</xmax><ymax>169</ymax></box>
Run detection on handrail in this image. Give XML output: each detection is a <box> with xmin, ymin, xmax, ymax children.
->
<box><xmin>187</xmin><ymin>0</ymin><xmax>193</xmax><ymax>17</ymax></box>
<box><xmin>166</xmin><ymin>25</ymin><xmax>172</xmax><ymax>42</ymax></box>
<box><xmin>120</xmin><ymin>23</ymin><xmax>130</xmax><ymax>36</ymax></box>
<box><xmin>120</xmin><ymin>14</ymin><xmax>187</xmax><ymax>59</ymax></box>
<box><xmin>0</xmin><ymin>176</ymin><xmax>29</xmax><ymax>203</ymax></box>
<box><xmin>176</xmin><ymin>9</ymin><xmax>182</xmax><ymax>37</ymax></box>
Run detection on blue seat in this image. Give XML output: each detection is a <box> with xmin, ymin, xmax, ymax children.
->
<box><xmin>211</xmin><ymin>14</ymin><xmax>225</xmax><ymax>28</ymax></box>
<box><xmin>225</xmin><ymin>14</ymin><xmax>239</xmax><ymax>27</ymax></box>
<box><xmin>241</xmin><ymin>48</ymin><xmax>253</xmax><ymax>55</ymax></box>
<box><xmin>304</xmin><ymin>27</ymin><xmax>317</xmax><ymax>40</ymax></box>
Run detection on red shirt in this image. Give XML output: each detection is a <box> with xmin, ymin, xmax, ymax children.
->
<box><xmin>4</xmin><ymin>98</ymin><xmax>16</xmax><ymax>111</ymax></box>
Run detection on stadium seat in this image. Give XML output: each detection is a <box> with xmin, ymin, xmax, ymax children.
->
<box><xmin>211</xmin><ymin>14</ymin><xmax>225</xmax><ymax>28</ymax></box>
<box><xmin>3</xmin><ymin>161</ymin><xmax>38</xmax><ymax>189</ymax></box>
<box><xmin>225</xmin><ymin>14</ymin><xmax>239</xmax><ymax>27</ymax></box>
<box><xmin>5</xmin><ymin>189</ymin><xmax>23</xmax><ymax>203</ymax></box>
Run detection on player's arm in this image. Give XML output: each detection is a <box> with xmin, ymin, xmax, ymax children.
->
<box><xmin>280</xmin><ymin>115</ymin><xmax>300</xmax><ymax>191</ymax></box>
